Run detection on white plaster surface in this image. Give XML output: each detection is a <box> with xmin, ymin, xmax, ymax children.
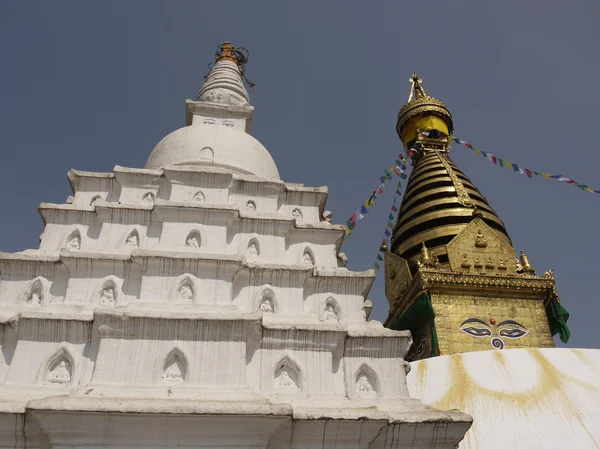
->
<box><xmin>407</xmin><ymin>348</ymin><xmax>600</xmax><ymax>449</ymax></box>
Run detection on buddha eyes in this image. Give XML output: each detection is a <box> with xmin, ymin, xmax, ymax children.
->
<box><xmin>499</xmin><ymin>328</ymin><xmax>528</xmax><ymax>339</ymax></box>
<box><xmin>461</xmin><ymin>327</ymin><xmax>492</xmax><ymax>337</ymax></box>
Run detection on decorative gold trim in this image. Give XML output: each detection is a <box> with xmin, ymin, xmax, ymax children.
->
<box><xmin>435</xmin><ymin>152</ymin><xmax>472</xmax><ymax>207</ymax></box>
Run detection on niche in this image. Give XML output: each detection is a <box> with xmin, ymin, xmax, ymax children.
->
<box><xmin>162</xmin><ymin>349</ymin><xmax>187</xmax><ymax>384</ymax></box>
<box><xmin>24</xmin><ymin>278</ymin><xmax>45</xmax><ymax>306</ymax></box>
<box><xmin>323</xmin><ymin>297</ymin><xmax>339</xmax><ymax>322</ymax></box>
<box><xmin>355</xmin><ymin>364</ymin><xmax>379</xmax><ymax>398</ymax></box>
<box><xmin>90</xmin><ymin>195</ymin><xmax>102</xmax><ymax>206</ymax></box>
<box><xmin>99</xmin><ymin>280</ymin><xmax>117</xmax><ymax>307</ymax></box>
<box><xmin>273</xmin><ymin>357</ymin><xmax>300</xmax><ymax>391</ymax></box>
<box><xmin>245</xmin><ymin>200</ymin><xmax>256</xmax><ymax>212</ymax></box>
<box><xmin>199</xmin><ymin>147</ymin><xmax>214</xmax><ymax>161</ymax></box>
<box><xmin>185</xmin><ymin>230</ymin><xmax>201</xmax><ymax>248</ymax></box>
<box><xmin>65</xmin><ymin>230</ymin><xmax>81</xmax><ymax>251</ymax></box>
<box><xmin>247</xmin><ymin>238</ymin><xmax>260</xmax><ymax>257</ymax></box>
<box><xmin>302</xmin><ymin>248</ymin><xmax>315</xmax><ymax>266</ymax></box>
<box><xmin>292</xmin><ymin>208</ymin><xmax>303</xmax><ymax>221</ymax></box>
<box><xmin>176</xmin><ymin>278</ymin><xmax>195</xmax><ymax>303</ymax></box>
<box><xmin>125</xmin><ymin>229</ymin><xmax>139</xmax><ymax>248</ymax></box>
<box><xmin>258</xmin><ymin>289</ymin><xmax>276</xmax><ymax>314</ymax></box>
<box><xmin>142</xmin><ymin>192</ymin><xmax>155</xmax><ymax>206</ymax></box>
<box><xmin>192</xmin><ymin>191</ymin><xmax>205</xmax><ymax>203</ymax></box>
<box><xmin>45</xmin><ymin>349</ymin><xmax>73</xmax><ymax>385</ymax></box>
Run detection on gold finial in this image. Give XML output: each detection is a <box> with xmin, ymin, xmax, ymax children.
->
<box><xmin>520</xmin><ymin>249</ymin><xmax>535</xmax><ymax>274</ymax></box>
<box><xmin>408</xmin><ymin>72</ymin><xmax>427</xmax><ymax>102</ymax></box>
<box><xmin>417</xmin><ymin>242</ymin><xmax>438</xmax><ymax>268</ymax></box>
<box><xmin>216</xmin><ymin>41</ymin><xmax>237</xmax><ymax>64</ymax></box>
<box><xmin>380</xmin><ymin>239</ymin><xmax>389</xmax><ymax>252</ymax></box>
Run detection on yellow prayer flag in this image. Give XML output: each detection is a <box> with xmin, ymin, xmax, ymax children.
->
<box><xmin>541</xmin><ymin>173</ymin><xmax>552</xmax><ymax>179</ymax></box>
<box><xmin>504</xmin><ymin>161</ymin><xmax>513</xmax><ymax>169</ymax></box>
<box><xmin>474</xmin><ymin>148</ymin><xmax>482</xmax><ymax>156</ymax></box>
<box><xmin>585</xmin><ymin>187</ymin><xmax>595</xmax><ymax>193</ymax></box>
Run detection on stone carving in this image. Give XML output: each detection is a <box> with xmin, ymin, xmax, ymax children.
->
<box><xmin>474</xmin><ymin>257</ymin><xmax>483</xmax><ymax>268</ymax></box>
<box><xmin>199</xmin><ymin>147</ymin><xmax>214</xmax><ymax>161</ymax></box>
<box><xmin>47</xmin><ymin>359</ymin><xmax>72</xmax><ymax>384</ymax></box>
<box><xmin>324</xmin><ymin>303</ymin><xmax>339</xmax><ymax>322</ymax></box>
<box><xmin>28</xmin><ymin>288</ymin><xmax>42</xmax><ymax>305</ymax></box>
<box><xmin>247</xmin><ymin>239</ymin><xmax>260</xmax><ymax>257</ymax></box>
<box><xmin>125</xmin><ymin>230</ymin><xmax>139</xmax><ymax>248</ymax></box>
<box><xmin>357</xmin><ymin>375</ymin><xmax>375</xmax><ymax>395</ymax></box>
<box><xmin>475</xmin><ymin>229</ymin><xmax>488</xmax><ymax>247</ymax></box>
<box><xmin>498</xmin><ymin>258</ymin><xmax>507</xmax><ymax>270</ymax></box>
<box><xmin>178</xmin><ymin>283</ymin><xmax>194</xmax><ymax>302</ymax></box>
<box><xmin>302</xmin><ymin>249</ymin><xmax>314</xmax><ymax>266</ymax></box>
<box><xmin>162</xmin><ymin>350</ymin><xmax>186</xmax><ymax>383</ymax></box>
<box><xmin>185</xmin><ymin>231</ymin><xmax>201</xmax><ymax>248</ymax></box>
<box><xmin>245</xmin><ymin>200</ymin><xmax>256</xmax><ymax>212</ymax></box>
<box><xmin>142</xmin><ymin>193</ymin><xmax>155</xmax><ymax>205</ymax></box>
<box><xmin>192</xmin><ymin>191</ymin><xmax>205</xmax><ymax>203</ymax></box>
<box><xmin>337</xmin><ymin>252</ymin><xmax>348</xmax><ymax>268</ymax></box>
<box><xmin>66</xmin><ymin>232</ymin><xmax>81</xmax><ymax>251</ymax></box>
<box><xmin>322</xmin><ymin>210</ymin><xmax>333</xmax><ymax>223</ymax></box>
<box><xmin>259</xmin><ymin>297</ymin><xmax>274</xmax><ymax>313</ymax></box>
<box><xmin>100</xmin><ymin>287</ymin><xmax>115</xmax><ymax>306</ymax></box>
<box><xmin>461</xmin><ymin>254</ymin><xmax>471</xmax><ymax>268</ymax></box>
<box><xmin>485</xmin><ymin>256</ymin><xmax>495</xmax><ymax>269</ymax></box>
<box><xmin>163</xmin><ymin>362</ymin><xmax>183</xmax><ymax>383</ymax></box>
<box><xmin>274</xmin><ymin>370</ymin><xmax>298</xmax><ymax>390</ymax></box>
<box><xmin>66</xmin><ymin>195</ymin><xmax>74</xmax><ymax>204</ymax></box>
<box><xmin>292</xmin><ymin>208</ymin><xmax>302</xmax><ymax>221</ymax></box>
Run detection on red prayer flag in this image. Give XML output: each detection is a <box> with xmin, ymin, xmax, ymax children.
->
<box><xmin>567</xmin><ymin>180</ymin><xmax>578</xmax><ymax>185</ymax></box>
<box><xmin>392</xmin><ymin>205</ymin><xmax>398</xmax><ymax>212</ymax></box>
<box><xmin>492</xmin><ymin>156</ymin><xmax>497</xmax><ymax>164</ymax></box>
<box><xmin>525</xmin><ymin>169</ymin><xmax>532</xmax><ymax>178</ymax></box>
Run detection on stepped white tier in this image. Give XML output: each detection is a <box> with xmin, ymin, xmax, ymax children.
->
<box><xmin>0</xmin><ymin>46</ymin><xmax>471</xmax><ymax>448</ymax></box>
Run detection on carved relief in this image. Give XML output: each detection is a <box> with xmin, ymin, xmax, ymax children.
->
<box><xmin>199</xmin><ymin>147</ymin><xmax>214</xmax><ymax>161</ymax></box>
<box><xmin>46</xmin><ymin>350</ymin><xmax>73</xmax><ymax>385</ymax></box>
<box><xmin>177</xmin><ymin>280</ymin><xmax>194</xmax><ymax>303</ymax></box>
<box><xmin>142</xmin><ymin>193</ymin><xmax>155</xmax><ymax>206</ymax></box>
<box><xmin>90</xmin><ymin>195</ymin><xmax>102</xmax><ymax>206</ymax></box>
<box><xmin>355</xmin><ymin>365</ymin><xmax>378</xmax><ymax>398</ymax></box>
<box><xmin>447</xmin><ymin>218</ymin><xmax>516</xmax><ymax>275</ymax></box>
<box><xmin>274</xmin><ymin>358</ymin><xmax>300</xmax><ymax>391</ymax></box>
<box><xmin>65</xmin><ymin>230</ymin><xmax>81</xmax><ymax>251</ymax></box>
<box><xmin>302</xmin><ymin>248</ymin><xmax>315</xmax><ymax>266</ymax></box>
<box><xmin>185</xmin><ymin>230</ymin><xmax>201</xmax><ymax>248</ymax></box>
<box><xmin>245</xmin><ymin>200</ymin><xmax>256</xmax><ymax>212</ymax></box>
<box><xmin>100</xmin><ymin>286</ymin><xmax>115</xmax><ymax>307</ymax></box>
<box><xmin>162</xmin><ymin>350</ymin><xmax>186</xmax><ymax>384</ymax></box>
<box><xmin>192</xmin><ymin>191</ymin><xmax>205</xmax><ymax>203</ymax></box>
<box><xmin>259</xmin><ymin>290</ymin><xmax>275</xmax><ymax>313</ymax></box>
<box><xmin>25</xmin><ymin>278</ymin><xmax>46</xmax><ymax>306</ymax></box>
<box><xmin>323</xmin><ymin>298</ymin><xmax>339</xmax><ymax>322</ymax></box>
<box><xmin>292</xmin><ymin>208</ymin><xmax>302</xmax><ymax>221</ymax></box>
<box><xmin>247</xmin><ymin>239</ymin><xmax>260</xmax><ymax>257</ymax></box>
<box><xmin>125</xmin><ymin>230</ymin><xmax>139</xmax><ymax>248</ymax></box>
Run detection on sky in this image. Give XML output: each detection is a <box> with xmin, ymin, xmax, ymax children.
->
<box><xmin>1</xmin><ymin>1</ymin><xmax>599</xmax><ymax>348</ymax></box>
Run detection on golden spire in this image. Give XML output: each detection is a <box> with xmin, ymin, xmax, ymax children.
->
<box><xmin>216</xmin><ymin>41</ymin><xmax>238</xmax><ymax>64</ymax></box>
<box><xmin>520</xmin><ymin>250</ymin><xmax>536</xmax><ymax>274</ymax></box>
<box><xmin>397</xmin><ymin>72</ymin><xmax>454</xmax><ymax>148</ymax></box>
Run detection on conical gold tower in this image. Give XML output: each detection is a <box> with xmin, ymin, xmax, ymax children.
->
<box><xmin>383</xmin><ymin>74</ymin><xmax>569</xmax><ymax>361</ymax></box>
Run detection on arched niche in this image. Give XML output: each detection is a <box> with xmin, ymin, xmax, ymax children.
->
<box><xmin>142</xmin><ymin>192</ymin><xmax>155</xmax><ymax>206</ymax></box>
<box><xmin>192</xmin><ymin>191</ymin><xmax>205</xmax><ymax>203</ymax></box>
<box><xmin>93</xmin><ymin>276</ymin><xmax>123</xmax><ymax>307</ymax></box>
<box><xmin>323</xmin><ymin>297</ymin><xmax>340</xmax><ymax>322</ymax></box>
<box><xmin>292</xmin><ymin>208</ymin><xmax>303</xmax><ymax>221</ymax></box>
<box><xmin>273</xmin><ymin>356</ymin><xmax>301</xmax><ymax>392</ymax></box>
<box><xmin>24</xmin><ymin>276</ymin><xmax>49</xmax><ymax>306</ymax></box>
<box><xmin>257</xmin><ymin>287</ymin><xmax>276</xmax><ymax>314</ymax></box>
<box><xmin>301</xmin><ymin>247</ymin><xmax>315</xmax><ymax>266</ymax></box>
<box><xmin>162</xmin><ymin>348</ymin><xmax>187</xmax><ymax>384</ymax></box>
<box><xmin>44</xmin><ymin>348</ymin><xmax>74</xmax><ymax>385</ymax></box>
<box><xmin>175</xmin><ymin>276</ymin><xmax>195</xmax><ymax>303</ymax></box>
<box><xmin>90</xmin><ymin>195</ymin><xmax>102</xmax><ymax>206</ymax></box>
<box><xmin>199</xmin><ymin>147</ymin><xmax>214</xmax><ymax>161</ymax></box>
<box><xmin>65</xmin><ymin>230</ymin><xmax>81</xmax><ymax>251</ymax></box>
<box><xmin>124</xmin><ymin>229</ymin><xmax>140</xmax><ymax>248</ymax></box>
<box><xmin>355</xmin><ymin>364</ymin><xmax>379</xmax><ymax>398</ymax></box>
<box><xmin>185</xmin><ymin>230</ymin><xmax>202</xmax><ymax>249</ymax></box>
<box><xmin>245</xmin><ymin>200</ymin><xmax>257</xmax><ymax>212</ymax></box>
<box><xmin>247</xmin><ymin>238</ymin><xmax>260</xmax><ymax>257</ymax></box>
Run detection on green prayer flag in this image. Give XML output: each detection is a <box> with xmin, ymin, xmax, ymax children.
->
<box><xmin>389</xmin><ymin>213</ymin><xmax>394</xmax><ymax>221</ymax></box>
<box><xmin>498</xmin><ymin>159</ymin><xmax>504</xmax><ymax>168</ymax></box>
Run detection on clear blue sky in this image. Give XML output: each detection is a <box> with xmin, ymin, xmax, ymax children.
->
<box><xmin>1</xmin><ymin>1</ymin><xmax>599</xmax><ymax>348</ymax></box>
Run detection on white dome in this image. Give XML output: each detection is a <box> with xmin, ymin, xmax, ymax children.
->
<box><xmin>145</xmin><ymin>123</ymin><xmax>280</xmax><ymax>180</ymax></box>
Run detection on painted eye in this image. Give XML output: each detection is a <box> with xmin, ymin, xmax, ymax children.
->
<box><xmin>461</xmin><ymin>327</ymin><xmax>492</xmax><ymax>337</ymax></box>
<box><xmin>499</xmin><ymin>328</ymin><xmax>528</xmax><ymax>339</ymax></box>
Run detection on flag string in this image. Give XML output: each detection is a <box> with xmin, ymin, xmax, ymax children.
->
<box><xmin>373</xmin><ymin>177</ymin><xmax>405</xmax><ymax>270</ymax></box>
<box><xmin>343</xmin><ymin>150</ymin><xmax>413</xmax><ymax>239</ymax></box>
<box><xmin>452</xmin><ymin>135</ymin><xmax>600</xmax><ymax>195</ymax></box>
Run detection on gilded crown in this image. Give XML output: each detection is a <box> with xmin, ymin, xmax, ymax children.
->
<box><xmin>396</xmin><ymin>73</ymin><xmax>454</xmax><ymax>140</ymax></box>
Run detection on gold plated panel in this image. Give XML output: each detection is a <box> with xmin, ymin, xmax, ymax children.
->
<box><xmin>384</xmin><ymin>252</ymin><xmax>412</xmax><ymax>306</ymax></box>
<box><xmin>431</xmin><ymin>294</ymin><xmax>555</xmax><ymax>355</ymax></box>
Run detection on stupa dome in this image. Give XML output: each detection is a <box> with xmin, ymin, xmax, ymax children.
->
<box><xmin>145</xmin><ymin>123</ymin><xmax>280</xmax><ymax>180</ymax></box>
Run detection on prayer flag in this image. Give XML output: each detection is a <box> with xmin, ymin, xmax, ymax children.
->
<box><xmin>492</xmin><ymin>156</ymin><xmax>497</xmax><ymax>164</ymax></box>
<box><xmin>384</xmin><ymin>229</ymin><xmax>391</xmax><ymax>237</ymax></box>
<box><xmin>395</xmin><ymin>159</ymin><xmax>402</xmax><ymax>166</ymax></box>
<box><xmin>380</xmin><ymin>176</ymin><xmax>386</xmax><ymax>183</ymax></box>
<box><xmin>392</xmin><ymin>205</ymin><xmax>398</xmax><ymax>212</ymax></box>
<box><xmin>392</xmin><ymin>167</ymin><xmax>400</xmax><ymax>175</ymax></box>
<box><xmin>576</xmin><ymin>184</ymin><xmax>589</xmax><ymax>191</ymax></box>
<box><xmin>474</xmin><ymin>148</ymin><xmax>481</xmax><ymax>156</ymax></box>
<box><xmin>389</xmin><ymin>213</ymin><xmax>394</xmax><ymax>221</ymax></box>
<box><xmin>396</xmin><ymin>189</ymin><xmax>401</xmax><ymax>195</ymax></box>
<box><xmin>387</xmin><ymin>221</ymin><xmax>394</xmax><ymax>228</ymax></box>
<box><xmin>400</xmin><ymin>173</ymin><xmax>407</xmax><ymax>179</ymax></box>
<box><xmin>356</xmin><ymin>211</ymin><xmax>364</xmax><ymax>220</ymax></box>
<box><xmin>377</xmin><ymin>254</ymin><xmax>383</xmax><ymax>262</ymax></box>
<box><xmin>377</xmin><ymin>187</ymin><xmax>384</xmax><ymax>195</ymax></box>
<box><xmin>344</xmin><ymin>226</ymin><xmax>351</xmax><ymax>235</ymax></box>
<box><xmin>498</xmin><ymin>159</ymin><xmax>504</xmax><ymax>168</ymax></box>
<box><xmin>525</xmin><ymin>169</ymin><xmax>533</xmax><ymax>178</ymax></box>
<box><xmin>360</xmin><ymin>205</ymin><xmax>368</xmax><ymax>214</ymax></box>
<box><xmin>505</xmin><ymin>161</ymin><xmax>513</xmax><ymax>169</ymax></box>
<box><xmin>374</xmin><ymin>262</ymin><xmax>380</xmax><ymax>270</ymax></box>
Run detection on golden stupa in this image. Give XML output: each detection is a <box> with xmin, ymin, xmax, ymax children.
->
<box><xmin>384</xmin><ymin>74</ymin><xmax>569</xmax><ymax>361</ymax></box>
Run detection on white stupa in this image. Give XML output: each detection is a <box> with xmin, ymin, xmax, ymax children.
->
<box><xmin>0</xmin><ymin>42</ymin><xmax>471</xmax><ymax>448</ymax></box>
